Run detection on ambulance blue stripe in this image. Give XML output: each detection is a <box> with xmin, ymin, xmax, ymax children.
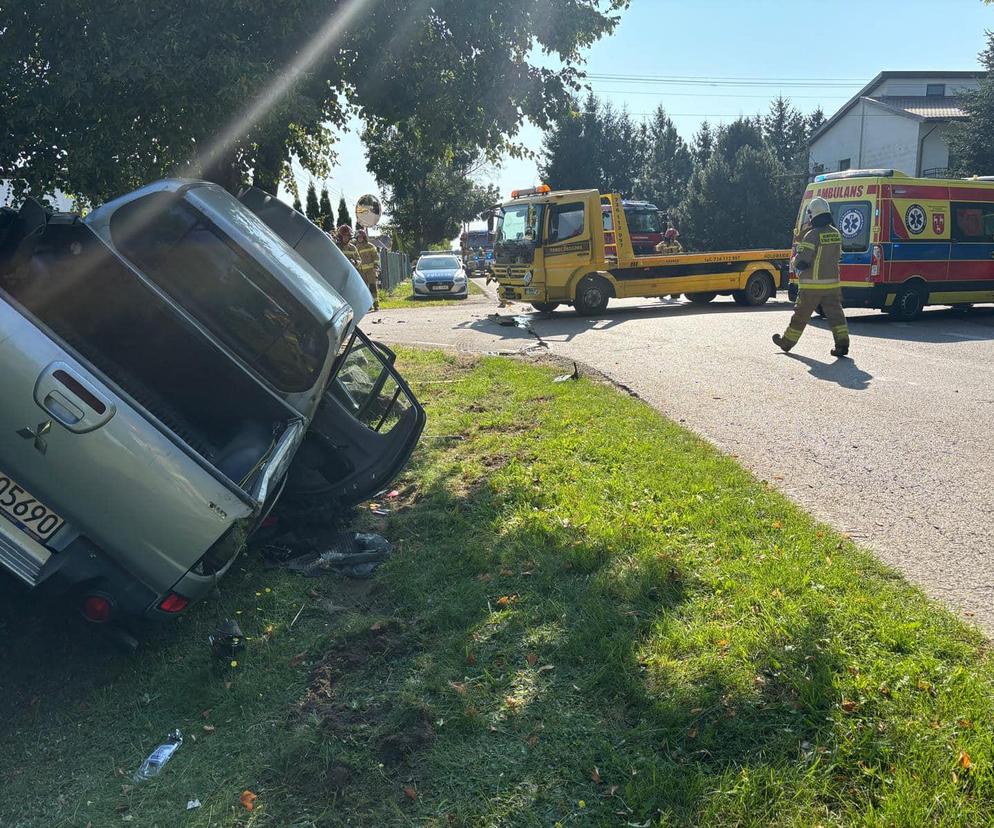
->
<box><xmin>841</xmin><ymin>251</ymin><xmax>871</xmax><ymax>265</ymax></box>
<box><xmin>889</xmin><ymin>242</ymin><xmax>951</xmax><ymax>261</ymax></box>
<box><xmin>950</xmin><ymin>242</ymin><xmax>994</xmax><ymax>260</ymax></box>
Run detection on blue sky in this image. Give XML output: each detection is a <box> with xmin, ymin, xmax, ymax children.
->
<box><xmin>289</xmin><ymin>0</ymin><xmax>992</xmax><ymax>224</ymax></box>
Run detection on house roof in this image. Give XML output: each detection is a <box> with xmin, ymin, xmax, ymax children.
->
<box><xmin>809</xmin><ymin>70</ymin><xmax>985</xmax><ymax>144</ymax></box>
<box><xmin>866</xmin><ymin>95</ymin><xmax>969</xmax><ymax>120</ymax></box>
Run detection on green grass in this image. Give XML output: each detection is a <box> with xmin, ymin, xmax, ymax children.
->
<box><xmin>2</xmin><ymin>350</ymin><xmax>993</xmax><ymax>826</ymax></box>
<box><xmin>377</xmin><ymin>278</ymin><xmax>483</xmax><ymax>309</ymax></box>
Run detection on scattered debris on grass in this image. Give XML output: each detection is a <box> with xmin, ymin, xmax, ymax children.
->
<box><xmin>207</xmin><ymin>620</ymin><xmax>245</xmax><ymax>662</ymax></box>
<box><xmin>263</xmin><ymin>532</ymin><xmax>392</xmax><ymax>579</ymax></box>
<box><xmin>185</xmin><ymin>799</ymin><xmax>201</xmax><ymax>811</ymax></box>
<box><xmin>133</xmin><ymin>730</ymin><xmax>182</xmax><ymax>782</ymax></box>
<box><xmin>554</xmin><ymin>362</ymin><xmax>581</xmax><ymax>382</ymax></box>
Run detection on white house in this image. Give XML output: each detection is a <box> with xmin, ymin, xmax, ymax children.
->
<box><xmin>808</xmin><ymin>70</ymin><xmax>984</xmax><ymax>178</ymax></box>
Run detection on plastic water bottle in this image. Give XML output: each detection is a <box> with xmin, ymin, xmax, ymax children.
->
<box><xmin>134</xmin><ymin>729</ymin><xmax>183</xmax><ymax>781</ymax></box>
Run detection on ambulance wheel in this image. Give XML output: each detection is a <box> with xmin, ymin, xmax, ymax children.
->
<box><xmin>685</xmin><ymin>292</ymin><xmax>717</xmax><ymax>305</ymax></box>
<box><xmin>734</xmin><ymin>271</ymin><xmax>775</xmax><ymax>306</ymax></box>
<box><xmin>888</xmin><ymin>283</ymin><xmax>926</xmax><ymax>321</ymax></box>
<box><xmin>574</xmin><ymin>276</ymin><xmax>611</xmax><ymax>316</ymax></box>
<box><xmin>531</xmin><ymin>302</ymin><xmax>560</xmax><ymax>314</ymax></box>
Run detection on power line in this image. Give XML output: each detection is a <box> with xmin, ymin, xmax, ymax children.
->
<box><xmin>588</xmin><ymin>72</ymin><xmax>866</xmax><ymax>81</ymax></box>
<box><xmin>586</xmin><ymin>73</ymin><xmax>863</xmax><ymax>89</ymax></box>
<box><xmin>592</xmin><ymin>87</ymin><xmax>851</xmax><ymax>100</ymax></box>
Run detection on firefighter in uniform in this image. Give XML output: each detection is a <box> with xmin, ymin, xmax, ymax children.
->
<box><xmin>354</xmin><ymin>228</ymin><xmax>381</xmax><ymax>311</ymax></box>
<box><xmin>773</xmin><ymin>196</ymin><xmax>850</xmax><ymax>357</ymax></box>
<box><xmin>655</xmin><ymin>227</ymin><xmax>683</xmax><ymax>254</ymax></box>
<box><xmin>335</xmin><ymin>224</ymin><xmax>361</xmax><ymax>270</ymax></box>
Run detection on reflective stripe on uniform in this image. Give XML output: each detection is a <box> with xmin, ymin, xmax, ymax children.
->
<box><xmin>796</xmin><ymin>281</ymin><xmax>841</xmax><ymax>290</ymax></box>
<box><xmin>832</xmin><ymin>324</ymin><xmax>849</xmax><ymax>336</ymax></box>
<box><xmin>783</xmin><ymin>327</ymin><xmax>803</xmax><ymax>343</ymax></box>
<box><xmin>796</xmin><ymin>242</ymin><xmax>816</xmax><ymax>252</ymax></box>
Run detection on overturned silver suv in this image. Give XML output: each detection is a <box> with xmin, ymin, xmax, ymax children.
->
<box><xmin>0</xmin><ymin>180</ymin><xmax>423</xmax><ymax>625</ymax></box>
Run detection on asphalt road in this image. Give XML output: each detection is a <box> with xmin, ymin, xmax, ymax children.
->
<box><xmin>372</xmin><ymin>279</ymin><xmax>994</xmax><ymax>633</ymax></box>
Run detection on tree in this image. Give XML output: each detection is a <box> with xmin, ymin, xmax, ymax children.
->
<box><xmin>541</xmin><ymin>94</ymin><xmax>607</xmax><ymax>191</ymax></box>
<box><xmin>540</xmin><ymin>94</ymin><xmax>644</xmax><ymax>195</ymax></box>
<box><xmin>950</xmin><ymin>30</ymin><xmax>994</xmax><ymax>175</ymax></box>
<box><xmin>1</xmin><ymin>1</ymin><xmax>626</xmax><ymax>204</ymax></box>
<box><xmin>292</xmin><ymin>194</ymin><xmax>303</xmax><ymax>213</ymax></box>
<box><xmin>305</xmin><ymin>181</ymin><xmax>320</xmax><ymax>221</ymax></box>
<box><xmin>638</xmin><ymin>106</ymin><xmax>693</xmax><ymax>213</ymax></box>
<box><xmin>714</xmin><ymin>118</ymin><xmax>765</xmax><ymax>164</ymax></box>
<box><xmin>762</xmin><ymin>96</ymin><xmax>808</xmax><ymax>168</ymax></box>
<box><xmin>364</xmin><ymin>120</ymin><xmax>499</xmax><ymax>254</ymax></box>
<box><xmin>319</xmin><ymin>187</ymin><xmax>333</xmax><ymax>220</ymax></box>
<box><xmin>336</xmin><ymin>196</ymin><xmax>352</xmax><ymax>229</ymax></box>
<box><xmin>679</xmin><ymin>145</ymin><xmax>795</xmax><ymax>252</ymax></box>
<box><xmin>691</xmin><ymin>121</ymin><xmax>715</xmax><ymax>167</ymax></box>
<box><xmin>807</xmin><ymin>107</ymin><xmax>826</xmax><ymax>138</ymax></box>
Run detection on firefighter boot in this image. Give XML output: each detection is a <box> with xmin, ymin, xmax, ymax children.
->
<box><xmin>772</xmin><ymin>333</ymin><xmax>793</xmax><ymax>353</ymax></box>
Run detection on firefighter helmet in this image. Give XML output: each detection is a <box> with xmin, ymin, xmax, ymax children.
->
<box><xmin>337</xmin><ymin>224</ymin><xmax>353</xmax><ymax>241</ymax></box>
<box><xmin>806</xmin><ymin>197</ymin><xmax>831</xmax><ymax>220</ymax></box>
<box><xmin>664</xmin><ymin>227</ymin><xmax>680</xmax><ymax>241</ymax></box>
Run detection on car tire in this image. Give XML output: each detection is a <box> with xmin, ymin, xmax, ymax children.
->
<box><xmin>531</xmin><ymin>302</ymin><xmax>560</xmax><ymax>313</ymax></box>
<box><xmin>685</xmin><ymin>292</ymin><xmax>717</xmax><ymax>304</ymax></box>
<box><xmin>888</xmin><ymin>283</ymin><xmax>927</xmax><ymax>321</ymax></box>
<box><xmin>574</xmin><ymin>275</ymin><xmax>611</xmax><ymax>315</ymax></box>
<box><xmin>737</xmin><ymin>271</ymin><xmax>775</xmax><ymax>306</ymax></box>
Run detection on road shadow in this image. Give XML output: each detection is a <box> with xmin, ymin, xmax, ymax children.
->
<box><xmin>825</xmin><ymin>306</ymin><xmax>994</xmax><ymax>344</ymax></box>
<box><xmin>783</xmin><ymin>352</ymin><xmax>873</xmax><ymax>389</ymax></box>
<box><xmin>460</xmin><ymin>297</ymin><xmax>793</xmax><ymax>343</ymax></box>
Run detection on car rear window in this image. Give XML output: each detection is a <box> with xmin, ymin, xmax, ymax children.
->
<box><xmin>110</xmin><ymin>192</ymin><xmax>328</xmax><ymax>392</ymax></box>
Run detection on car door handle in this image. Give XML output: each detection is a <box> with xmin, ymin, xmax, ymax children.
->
<box><xmin>33</xmin><ymin>362</ymin><xmax>116</xmax><ymax>433</ymax></box>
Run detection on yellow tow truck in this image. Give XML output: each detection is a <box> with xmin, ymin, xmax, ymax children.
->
<box><xmin>491</xmin><ymin>185</ymin><xmax>791</xmax><ymax>315</ymax></box>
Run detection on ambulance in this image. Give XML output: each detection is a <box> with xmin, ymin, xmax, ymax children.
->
<box><xmin>793</xmin><ymin>169</ymin><xmax>994</xmax><ymax>320</ymax></box>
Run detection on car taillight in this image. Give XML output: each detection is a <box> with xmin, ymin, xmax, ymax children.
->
<box><xmin>82</xmin><ymin>594</ymin><xmax>113</xmax><ymax>623</ymax></box>
<box><xmin>870</xmin><ymin>243</ymin><xmax>882</xmax><ymax>278</ymax></box>
<box><xmin>158</xmin><ymin>592</ymin><xmax>189</xmax><ymax>613</ymax></box>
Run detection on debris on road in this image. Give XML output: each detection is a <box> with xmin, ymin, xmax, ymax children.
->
<box><xmin>133</xmin><ymin>730</ymin><xmax>183</xmax><ymax>782</ymax></box>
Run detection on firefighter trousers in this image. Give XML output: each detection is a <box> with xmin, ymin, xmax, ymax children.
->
<box><xmin>360</xmin><ymin>268</ymin><xmax>379</xmax><ymax>307</ymax></box>
<box><xmin>781</xmin><ymin>287</ymin><xmax>849</xmax><ymax>351</ymax></box>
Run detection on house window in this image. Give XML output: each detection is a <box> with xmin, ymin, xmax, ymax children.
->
<box><xmin>838</xmin><ymin>158</ymin><xmax>851</xmax><ymax>171</ymax></box>
<box><xmin>926</xmin><ymin>84</ymin><xmax>946</xmax><ymax>97</ymax></box>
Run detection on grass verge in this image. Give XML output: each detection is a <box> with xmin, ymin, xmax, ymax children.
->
<box><xmin>1</xmin><ymin>350</ymin><xmax>993</xmax><ymax>826</ymax></box>
<box><xmin>377</xmin><ymin>278</ymin><xmax>483</xmax><ymax>309</ymax></box>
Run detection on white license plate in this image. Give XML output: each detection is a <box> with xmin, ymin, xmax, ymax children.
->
<box><xmin>429</xmin><ymin>284</ymin><xmax>449</xmax><ymax>292</ymax></box>
<box><xmin>0</xmin><ymin>470</ymin><xmax>65</xmax><ymax>542</ymax></box>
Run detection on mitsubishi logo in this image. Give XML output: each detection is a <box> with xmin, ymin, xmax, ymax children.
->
<box><xmin>17</xmin><ymin>420</ymin><xmax>52</xmax><ymax>455</ymax></box>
